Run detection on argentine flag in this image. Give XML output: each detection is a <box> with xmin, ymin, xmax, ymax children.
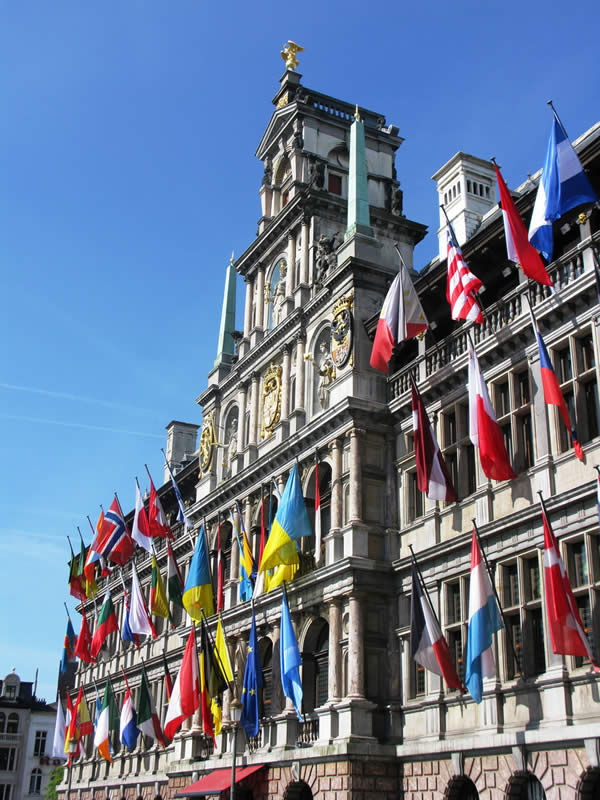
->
<box><xmin>529</xmin><ymin>112</ymin><xmax>597</xmax><ymax>261</ymax></box>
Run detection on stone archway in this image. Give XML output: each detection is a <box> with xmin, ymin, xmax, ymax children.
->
<box><xmin>444</xmin><ymin>776</ymin><xmax>479</xmax><ymax>799</ymax></box>
<box><xmin>505</xmin><ymin>772</ymin><xmax>547</xmax><ymax>799</ymax></box>
<box><xmin>283</xmin><ymin>781</ymin><xmax>313</xmax><ymax>800</ymax></box>
<box><xmin>577</xmin><ymin>767</ymin><xmax>600</xmax><ymax>799</ymax></box>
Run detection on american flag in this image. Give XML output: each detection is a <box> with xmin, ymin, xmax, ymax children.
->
<box><xmin>446</xmin><ymin>227</ymin><xmax>483</xmax><ymax>323</ymax></box>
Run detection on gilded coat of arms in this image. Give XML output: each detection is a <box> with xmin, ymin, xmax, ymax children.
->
<box><xmin>198</xmin><ymin>412</ymin><xmax>216</xmax><ymax>475</ymax></box>
<box><xmin>261</xmin><ymin>363</ymin><xmax>282</xmax><ymax>439</ymax></box>
<box><xmin>331</xmin><ymin>290</ymin><xmax>354</xmax><ymax>368</ymax></box>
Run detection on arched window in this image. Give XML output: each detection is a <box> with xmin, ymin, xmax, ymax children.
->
<box><xmin>258</xmin><ymin>638</ymin><xmax>273</xmax><ymax>718</ymax></box>
<box><xmin>304</xmin><ymin>463</ymin><xmax>332</xmax><ymax>565</ymax></box>
<box><xmin>283</xmin><ymin>780</ymin><xmax>313</xmax><ymax>800</ymax></box>
<box><xmin>6</xmin><ymin>713</ymin><xmax>18</xmax><ymax>734</ymax></box>
<box><xmin>505</xmin><ymin>773</ymin><xmax>547</xmax><ymax>800</ymax></box>
<box><xmin>577</xmin><ymin>767</ymin><xmax>600</xmax><ymax>799</ymax></box>
<box><xmin>301</xmin><ymin>618</ymin><xmax>329</xmax><ymax>712</ymax></box>
<box><xmin>444</xmin><ymin>776</ymin><xmax>479</xmax><ymax>799</ymax></box>
<box><xmin>29</xmin><ymin>769</ymin><xmax>42</xmax><ymax>795</ymax></box>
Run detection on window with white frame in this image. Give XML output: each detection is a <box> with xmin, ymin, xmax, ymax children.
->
<box><xmin>33</xmin><ymin>731</ymin><xmax>46</xmax><ymax>757</ymax></box>
<box><xmin>29</xmin><ymin>769</ymin><xmax>42</xmax><ymax>795</ymax></box>
<box><xmin>500</xmin><ymin>553</ymin><xmax>546</xmax><ymax>680</ymax></box>
<box><xmin>0</xmin><ymin>785</ymin><xmax>11</xmax><ymax>800</ymax></box>
<box><xmin>493</xmin><ymin>366</ymin><xmax>534</xmax><ymax>473</ymax></box>
<box><xmin>0</xmin><ymin>748</ymin><xmax>16</xmax><ymax>771</ymax></box>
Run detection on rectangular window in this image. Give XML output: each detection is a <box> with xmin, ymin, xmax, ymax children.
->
<box><xmin>517</xmin><ymin>372</ymin><xmax>530</xmax><ymax>406</ymax></box>
<box><xmin>517</xmin><ymin>412</ymin><xmax>534</xmax><ymax>469</ymax></box>
<box><xmin>0</xmin><ymin>786</ymin><xmax>12</xmax><ymax>800</ymax></box>
<box><xmin>577</xmin><ymin>334</ymin><xmax>596</xmax><ymax>373</ymax></box>
<box><xmin>495</xmin><ymin>380</ymin><xmax>510</xmax><ymax>418</ymax></box>
<box><xmin>500</xmin><ymin>552</ymin><xmax>546</xmax><ymax>680</ymax></box>
<box><xmin>552</xmin><ymin>330</ymin><xmax>599</xmax><ymax>452</ymax></box>
<box><xmin>524</xmin><ymin>556</ymin><xmax>541</xmax><ymax>601</ymax></box>
<box><xmin>0</xmin><ymin>749</ymin><xmax>16</xmax><ymax>771</ymax></box>
<box><xmin>328</xmin><ymin>173</ymin><xmax>342</xmax><ymax>195</ymax></box>
<box><xmin>569</xmin><ymin>541</ymin><xmax>589</xmax><ymax>587</ymax></box>
<box><xmin>503</xmin><ymin>563</ymin><xmax>519</xmax><ymax>607</ymax></box>
<box><xmin>505</xmin><ymin>613</ymin><xmax>522</xmax><ymax>680</ymax></box>
<box><xmin>33</xmin><ymin>731</ymin><xmax>47</xmax><ymax>757</ymax></box>
<box><xmin>409</xmin><ymin>472</ymin><xmax>423</xmax><ymax>521</ymax></box>
<box><xmin>555</xmin><ymin>348</ymin><xmax>573</xmax><ymax>383</ymax></box>
<box><xmin>447</xmin><ymin>582</ymin><xmax>461</xmax><ymax>625</ymax></box>
<box><xmin>444</xmin><ymin>411</ymin><xmax>457</xmax><ymax>446</ymax></box>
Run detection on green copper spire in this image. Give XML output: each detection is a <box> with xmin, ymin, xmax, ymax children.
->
<box><xmin>214</xmin><ymin>252</ymin><xmax>237</xmax><ymax>369</ymax></box>
<box><xmin>345</xmin><ymin>105</ymin><xmax>374</xmax><ymax>239</ymax></box>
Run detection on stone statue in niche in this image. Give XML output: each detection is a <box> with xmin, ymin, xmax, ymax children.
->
<box><xmin>316</xmin><ymin>340</ymin><xmax>336</xmax><ymax>409</ymax></box>
<box><xmin>222</xmin><ymin>417</ymin><xmax>238</xmax><ymax>479</ymax></box>
<box><xmin>271</xmin><ymin>264</ymin><xmax>286</xmax><ymax>327</ymax></box>
<box><xmin>262</xmin><ymin>161</ymin><xmax>272</xmax><ymax>187</ymax></box>
<box><xmin>307</xmin><ymin>157</ymin><xmax>325</xmax><ymax>188</ymax></box>
<box><xmin>391</xmin><ymin>186</ymin><xmax>404</xmax><ymax>216</ymax></box>
<box><xmin>314</xmin><ymin>233</ymin><xmax>341</xmax><ymax>285</ymax></box>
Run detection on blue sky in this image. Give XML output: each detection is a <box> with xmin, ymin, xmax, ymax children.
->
<box><xmin>1</xmin><ymin>1</ymin><xmax>598</xmax><ymax>702</ymax></box>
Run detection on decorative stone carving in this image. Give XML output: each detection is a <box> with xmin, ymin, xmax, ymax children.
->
<box><xmin>314</xmin><ymin>233</ymin><xmax>341</xmax><ymax>284</ymax></box>
<box><xmin>198</xmin><ymin>412</ymin><xmax>216</xmax><ymax>475</ymax></box>
<box><xmin>261</xmin><ymin>363</ymin><xmax>282</xmax><ymax>439</ymax></box>
<box><xmin>307</xmin><ymin>156</ymin><xmax>325</xmax><ymax>189</ymax></box>
<box><xmin>331</xmin><ymin>290</ymin><xmax>354</xmax><ymax>368</ymax></box>
<box><xmin>280</xmin><ymin>40</ymin><xmax>304</xmax><ymax>71</ymax></box>
<box><xmin>268</xmin><ymin>262</ymin><xmax>286</xmax><ymax>327</ymax></box>
<box><xmin>262</xmin><ymin>161</ymin><xmax>272</xmax><ymax>187</ymax></box>
<box><xmin>391</xmin><ymin>186</ymin><xmax>404</xmax><ymax>216</ymax></box>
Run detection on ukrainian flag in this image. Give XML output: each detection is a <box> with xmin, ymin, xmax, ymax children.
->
<box><xmin>260</xmin><ymin>464</ymin><xmax>311</xmax><ymax>574</ymax></box>
<box><xmin>183</xmin><ymin>525</ymin><xmax>214</xmax><ymax>621</ymax></box>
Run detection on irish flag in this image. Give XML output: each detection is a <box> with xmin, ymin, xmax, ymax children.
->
<box><xmin>93</xmin><ymin>680</ymin><xmax>117</xmax><ymax>762</ymax></box>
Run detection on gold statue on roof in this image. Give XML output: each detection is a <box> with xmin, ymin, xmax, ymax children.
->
<box><xmin>281</xmin><ymin>41</ymin><xmax>304</xmax><ymax>71</ymax></box>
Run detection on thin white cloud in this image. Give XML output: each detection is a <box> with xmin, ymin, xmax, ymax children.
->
<box><xmin>0</xmin><ymin>413</ymin><xmax>163</xmax><ymax>439</ymax></box>
<box><xmin>0</xmin><ymin>382</ymin><xmax>159</xmax><ymax>415</ymax></box>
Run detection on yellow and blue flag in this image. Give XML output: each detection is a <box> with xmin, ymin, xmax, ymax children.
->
<box><xmin>182</xmin><ymin>525</ymin><xmax>214</xmax><ymax>621</ymax></box>
<box><xmin>260</xmin><ymin>464</ymin><xmax>311</xmax><ymax>575</ymax></box>
<box><xmin>232</xmin><ymin>505</ymin><xmax>255</xmax><ymax>603</ymax></box>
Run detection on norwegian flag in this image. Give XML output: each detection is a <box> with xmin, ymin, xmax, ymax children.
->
<box><xmin>96</xmin><ymin>497</ymin><xmax>135</xmax><ymax>567</ymax></box>
<box><xmin>541</xmin><ymin>500</ymin><xmax>598</xmax><ymax>669</ymax></box>
<box><xmin>411</xmin><ymin>375</ymin><xmax>457</xmax><ymax>503</ymax></box>
<box><xmin>446</xmin><ymin>227</ymin><xmax>483</xmax><ymax>323</ymax></box>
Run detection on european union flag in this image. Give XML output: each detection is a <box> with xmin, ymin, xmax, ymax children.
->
<box><xmin>280</xmin><ymin>591</ymin><xmax>303</xmax><ymax>720</ymax></box>
<box><xmin>240</xmin><ymin>608</ymin><xmax>262</xmax><ymax>737</ymax></box>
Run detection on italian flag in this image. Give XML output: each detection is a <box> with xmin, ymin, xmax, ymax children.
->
<box><xmin>93</xmin><ymin>680</ymin><xmax>117</xmax><ymax>762</ymax></box>
<box><xmin>137</xmin><ymin>670</ymin><xmax>167</xmax><ymax>747</ymax></box>
<box><xmin>90</xmin><ymin>586</ymin><xmax>118</xmax><ymax>659</ymax></box>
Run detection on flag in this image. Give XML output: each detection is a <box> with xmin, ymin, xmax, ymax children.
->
<box><xmin>446</xmin><ymin>227</ymin><xmax>483</xmax><ymax>323</ymax></box>
<box><xmin>597</xmin><ymin>470</ymin><xmax>600</xmax><ymax>530</ymax></box>
<box><xmin>129</xmin><ymin>564</ymin><xmax>156</xmax><ymax>638</ymax></box>
<box><xmin>240</xmin><ymin>608</ymin><xmax>262</xmax><ymax>737</ymax></box>
<box><xmin>90</xmin><ymin>586</ymin><xmax>119</xmax><ymax>659</ymax></box>
<box><xmin>529</xmin><ymin>111</ymin><xmax>597</xmax><ymax>261</ymax></box>
<box><xmin>252</xmin><ymin>496</ymin><xmax>268</xmax><ymax>599</ymax></box>
<box><xmin>137</xmin><ymin>668</ymin><xmax>167</xmax><ymax>747</ymax></box>
<box><xmin>183</xmin><ymin>525</ymin><xmax>214</xmax><ymax>621</ymax></box>
<box><xmin>465</xmin><ymin>529</ymin><xmax>503</xmax><ymax>703</ymax></box>
<box><xmin>216</xmin><ymin>521</ymin><xmax>224</xmax><ymax>613</ymax></box>
<box><xmin>70</xmin><ymin>686</ymin><xmax>93</xmax><ymax>742</ymax></box>
<box><xmin>162</xmin><ymin>654</ymin><xmax>173</xmax><ymax>702</ymax></box>
<box><xmin>60</xmin><ymin>617</ymin><xmax>76</xmax><ymax>674</ymax></box>
<box><xmin>468</xmin><ymin>342</ymin><xmax>516</xmax><ymax>481</ymax></box>
<box><xmin>280</xmin><ymin>591</ymin><xmax>303</xmax><ymax>720</ymax></box>
<box><xmin>51</xmin><ymin>700</ymin><xmax>67</xmax><ymax>760</ymax></box>
<box><xmin>84</xmin><ymin>511</ymin><xmax>105</xmax><ymax>579</ymax></box>
<box><xmin>165</xmin><ymin>458</ymin><xmax>193</xmax><ymax>531</ymax></box>
<box><xmin>74</xmin><ymin>610</ymin><xmax>95</xmax><ymax>664</ymax></box>
<box><xmin>232</xmin><ymin>505</ymin><xmax>255</xmax><ymax>603</ymax></box>
<box><xmin>214</xmin><ymin>614</ymin><xmax>234</xmax><ymax>685</ymax></box>
<box><xmin>148</xmin><ymin>473</ymin><xmax>173</xmax><ymax>539</ymax></box>
<box><xmin>132</xmin><ymin>479</ymin><xmax>152</xmax><ymax>553</ymax></box>
<box><xmin>167</xmin><ymin>541</ymin><xmax>185</xmax><ymax>611</ymax></box>
<box><xmin>494</xmin><ymin>162</ymin><xmax>552</xmax><ymax>286</ymax></box>
<box><xmin>93</xmin><ymin>679</ymin><xmax>117</xmax><ymax>762</ymax></box>
<box><xmin>96</xmin><ymin>497</ymin><xmax>135</xmax><ymax>567</ymax></box>
<box><xmin>151</xmin><ymin>555</ymin><xmax>172</xmax><ymax>624</ymax></box>
<box><xmin>68</xmin><ymin>538</ymin><xmax>87</xmax><ymax>602</ymax></box>
<box><xmin>81</xmin><ymin>532</ymin><xmax>98</xmax><ymax>599</ymax></box>
<box><xmin>199</xmin><ymin>623</ymin><xmax>215</xmax><ymax>743</ymax></box>
<box><xmin>411</xmin><ymin>376</ymin><xmax>457</xmax><ymax>502</ymax></box>
<box><xmin>541</xmin><ymin>502</ymin><xmax>598</xmax><ymax>668</ymax></box>
<box><xmin>164</xmin><ymin>626</ymin><xmax>200</xmax><ymax>741</ymax></box>
<box><xmin>202</xmin><ymin>620</ymin><xmax>228</xmax><ymax>738</ymax></box>
<box><xmin>259</xmin><ymin>464</ymin><xmax>311</xmax><ymax>574</ymax></box>
<box><xmin>120</xmin><ymin>576</ymin><xmax>140</xmax><ymax>649</ymax></box>
<box><xmin>119</xmin><ymin>683</ymin><xmax>139</xmax><ymax>751</ymax></box>
<box><xmin>64</xmin><ymin>694</ymin><xmax>77</xmax><ymax>759</ymax></box>
<box><xmin>531</xmin><ymin>315</ymin><xmax>584</xmax><ymax>461</ymax></box>
<box><xmin>370</xmin><ymin>265</ymin><xmax>428</xmax><ymax>373</ymax></box>
<box><xmin>410</xmin><ymin>564</ymin><xmax>462</xmax><ymax>690</ymax></box>
<box><xmin>314</xmin><ymin>463</ymin><xmax>322</xmax><ymax>565</ymax></box>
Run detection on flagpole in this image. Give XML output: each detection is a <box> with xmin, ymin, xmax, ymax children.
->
<box><xmin>547</xmin><ymin>100</ymin><xmax>569</xmax><ymax>140</ymax></box>
<box><xmin>471</xmin><ymin>519</ymin><xmax>523</xmax><ymax>678</ymax></box>
<box><xmin>64</xmin><ymin>603</ymin><xmax>71</xmax><ymax>619</ymax></box>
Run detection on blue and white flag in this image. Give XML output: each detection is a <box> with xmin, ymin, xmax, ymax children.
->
<box><xmin>119</xmin><ymin>687</ymin><xmax>139</xmax><ymax>750</ymax></box>
<box><xmin>465</xmin><ymin>529</ymin><xmax>503</xmax><ymax>703</ymax></box>
<box><xmin>165</xmin><ymin>459</ymin><xmax>192</xmax><ymax>532</ymax></box>
<box><xmin>280</xmin><ymin>591</ymin><xmax>303</xmax><ymax>720</ymax></box>
<box><xmin>529</xmin><ymin>112</ymin><xmax>597</xmax><ymax>261</ymax></box>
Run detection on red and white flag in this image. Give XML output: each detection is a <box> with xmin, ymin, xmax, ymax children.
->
<box><xmin>494</xmin><ymin>163</ymin><xmax>552</xmax><ymax>287</ymax></box>
<box><xmin>542</xmin><ymin>502</ymin><xmax>598</xmax><ymax>668</ymax></box>
<box><xmin>129</xmin><ymin>564</ymin><xmax>156</xmax><ymax>639</ymax></box>
<box><xmin>314</xmin><ymin>461</ymin><xmax>322</xmax><ymax>565</ymax></box>
<box><xmin>148</xmin><ymin>473</ymin><xmax>173</xmax><ymax>539</ymax></box>
<box><xmin>132</xmin><ymin>479</ymin><xmax>152</xmax><ymax>552</ymax></box>
<box><xmin>370</xmin><ymin>264</ymin><xmax>428</xmax><ymax>373</ymax></box>
<box><xmin>446</xmin><ymin>228</ymin><xmax>483</xmax><ymax>323</ymax></box>
<box><xmin>411</xmin><ymin>376</ymin><xmax>457</xmax><ymax>502</ymax></box>
<box><xmin>468</xmin><ymin>342</ymin><xmax>516</xmax><ymax>481</ymax></box>
<box><xmin>163</xmin><ymin>627</ymin><xmax>200</xmax><ymax>740</ymax></box>
<box><xmin>410</xmin><ymin>564</ymin><xmax>462</xmax><ymax>690</ymax></box>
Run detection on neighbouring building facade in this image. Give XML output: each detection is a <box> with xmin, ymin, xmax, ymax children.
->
<box><xmin>1</xmin><ymin>671</ymin><xmax>59</xmax><ymax>800</ymax></box>
<box><xmin>59</xmin><ymin>56</ymin><xmax>600</xmax><ymax>800</ymax></box>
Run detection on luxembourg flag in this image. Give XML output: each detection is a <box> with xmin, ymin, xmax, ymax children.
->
<box><xmin>468</xmin><ymin>343</ymin><xmax>516</xmax><ymax>481</ymax></box>
<box><xmin>529</xmin><ymin>110</ymin><xmax>597</xmax><ymax>261</ymax></box>
<box><xmin>465</xmin><ymin>528</ymin><xmax>503</xmax><ymax>703</ymax></box>
<box><xmin>370</xmin><ymin>264</ymin><xmax>428</xmax><ymax>373</ymax></box>
<box><xmin>119</xmin><ymin>684</ymin><xmax>139</xmax><ymax>751</ymax></box>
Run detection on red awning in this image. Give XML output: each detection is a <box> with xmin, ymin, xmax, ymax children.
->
<box><xmin>175</xmin><ymin>764</ymin><xmax>264</xmax><ymax>796</ymax></box>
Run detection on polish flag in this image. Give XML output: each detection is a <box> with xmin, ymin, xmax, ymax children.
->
<box><xmin>541</xmin><ymin>503</ymin><xmax>598</xmax><ymax>668</ymax></box>
<box><xmin>494</xmin><ymin>163</ymin><xmax>552</xmax><ymax>286</ymax></box>
<box><xmin>411</xmin><ymin>375</ymin><xmax>457</xmax><ymax>502</ymax></box>
<box><xmin>410</xmin><ymin>564</ymin><xmax>462</xmax><ymax>690</ymax></box>
<box><xmin>468</xmin><ymin>342</ymin><xmax>516</xmax><ymax>481</ymax></box>
<box><xmin>370</xmin><ymin>264</ymin><xmax>428</xmax><ymax>373</ymax></box>
<box><xmin>164</xmin><ymin>627</ymin><xmax>200</xmax><ymax>741</ymax></box>
<box><xmin>131</xmin><ymin>479</ymin><xmax>152</xmax><ymax>553</ymax></box>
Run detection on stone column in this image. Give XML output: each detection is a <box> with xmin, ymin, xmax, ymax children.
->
<box><xmin>249</xmin><ymin>372</ymin><xmax>260</xmax><ymax>447</ymax></box>
<box><xmin>295</xmin><ymin>334</ymin><xmax>306</xmax><ymax>410</ymax></box>
<box><xmin>327</xmin><ymin>600</ymin><xmax>342</xmax><ymax>703</ymax></box>
<box><xmin>281</xmin><ymin>344</ymin><xmax>291</xmax><ymax>420</ymax></box>
<box><xmin>238</xmin><ymin>381</ymin><xmax>247</xmax><ymax>449</ymax></box>
<box><xmin>300</xmin><ymin>217</ymin><xmax>310</xmax><ymax>284</ymax></box>
<box><xmin>330</xmin><ymin>438</ymin><xmax>343</xmax><ymax>530</ymax></box>
<box><xmin>243</xmin><ymin>276</ymin><xmax>253</xmax><ymax>338</ymax></box>
<box><xmin>348</xmin><ymin>429</ymin><xmax>363</xmax><ymax>523</ymax></box>
<box><xmin>255</xmin><ymin>266</ymin><xmax>265</xmax><ymax>330</ymax></box>
<box><xmin>347</xmin><ymin>595</ymin><xmax>365</xmax><ymax>699</ymax></box>
<box><xmin>286</xmin><ymin>232</ymin><xmax>296</xmax><ymax>297</ymax></box>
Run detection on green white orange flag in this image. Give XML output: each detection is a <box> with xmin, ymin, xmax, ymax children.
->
<box><xmin>93</xmin><ymin>679</ymin><xmax>117</xmax><ymax>762</ymax></box>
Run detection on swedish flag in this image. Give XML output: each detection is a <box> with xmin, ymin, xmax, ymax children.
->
<box><xmin>240</xmin><ymin>607</ymin><xmax>262</xmax><ymax>737</ymax></box>
<box><xmin>259</xmin><ymin>464</ymin><xmax>311</xmax><ymax>575</ymax></box>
